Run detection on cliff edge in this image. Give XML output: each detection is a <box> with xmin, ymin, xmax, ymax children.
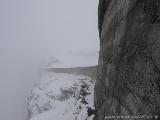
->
<box><xmin>95</xmin><ymin>0</ymin><xmax>160</xmax><ymax>119</ymax></box>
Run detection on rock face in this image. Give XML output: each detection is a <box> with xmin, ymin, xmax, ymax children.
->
<box><xmin>95</xmin><ymin>0</ymin><xmax>160</xmax><ymax>119</ymax></box>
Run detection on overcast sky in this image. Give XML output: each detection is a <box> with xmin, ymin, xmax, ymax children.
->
<box><xmin>0</xmin><ymin>0</ymin><xmax>99</xmax><ymax>66</ymax></box>
<box><xmin>0</xmin><ymin>1</ymin><xmax>99</xmax><ymax>120</ymax></box>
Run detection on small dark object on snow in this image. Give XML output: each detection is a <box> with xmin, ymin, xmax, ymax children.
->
<box><xmin>87</xmin><ymin>107</ymin><xmax>96</xmax><ymax>117</ymax></box>
<box><xmin>80</xmin><ymin>99</ymin><xmax>88</xmax><ymax>105</ymax></box>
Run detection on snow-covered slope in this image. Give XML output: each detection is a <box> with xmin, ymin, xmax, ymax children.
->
<box><xmin>28</xmin><ymin>72</ymin><xmax>95</xmax><ymax>120</ymax></box>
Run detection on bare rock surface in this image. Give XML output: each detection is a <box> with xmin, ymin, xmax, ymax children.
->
<box><xmin>95</xmin><ymin>0</ymin><xmax>160</xmax><ymax>119</ymax></box>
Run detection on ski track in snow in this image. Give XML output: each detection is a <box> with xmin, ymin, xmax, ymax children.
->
<box><xmin>28</xmin><ymin>72</ymin><xmax>95</xmax><ymax>120</ymax></box>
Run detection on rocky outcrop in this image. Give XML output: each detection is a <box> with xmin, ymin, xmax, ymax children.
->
<box><xmin>95</xmin><ymin>0</ymin><xmax>160</xmax><ymax>119</ymax></box>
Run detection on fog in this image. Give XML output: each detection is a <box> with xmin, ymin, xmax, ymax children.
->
<box><xmin>0</xmin><ymin>0</ymin><xmax>99</xmax><ymax>120</ymax></box>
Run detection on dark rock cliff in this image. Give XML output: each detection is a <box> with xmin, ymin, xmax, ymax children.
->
<box><xmin>95</xmin><ymin>0</ymin><xmax>160</xmax><ymax>119</ymax></box>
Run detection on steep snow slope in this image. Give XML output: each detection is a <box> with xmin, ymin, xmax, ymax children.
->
<box><xmin>28</xmin><ymin>72</ymin><xmax>95</xmax><ymax>120</ymax></box>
